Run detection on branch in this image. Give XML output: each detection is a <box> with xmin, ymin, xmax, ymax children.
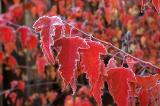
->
<box><xmin>63</xmin><ymin>20</ymin><xmax>160</xmax><ymax>71</ymax></box>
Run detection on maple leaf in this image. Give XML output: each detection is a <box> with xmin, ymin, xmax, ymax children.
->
<box><xmin>9</xmin><ymin>4</ymin><xmax>24</xmax><ymax>21</ymax></box>
<box><xmin>107</xmin><ymin>67</ymin><xmax>136</xmax><ymax>106</ymax></box>
<box><xmin>33</xmin><ymin>16</ymin><xmax>64</xmax><ymax>64</ymax></box>
<box><xmin>26</xmin><ymin>34</ymin><xmax>38</xmax><ymax>51</ymax></box>
<box><xmin>79</xmin><ymin>40</ymin><xmax>107</xmax><ymax>105</ymax></box>
<box><xmin>0</xmin><ymin>25</ymin><xmax>16</xmax><ymax>55</ymax></box>
<box><xmin>0</xmin><ymin>25</ymin><xmax>15</xmax><ymax>44</ymax></box>
<box><xmin>36</xmin><ymin>57</ymin><xmax>48</xmax><ymax>77</ymax></box>
<box><xmin>17</xmin><ymin>81</ymin><xmax>25</xmax><ymax>92</ymax></box>
<box><xmin>17</xmin><ymin>26</ymin><xmax>32</xmax><ymax>48</ymax></box>
<box><xmin>138</xmin><ymin>88</ymin><xmax>151</xmax><ymax>106</ymax></box>
<box><xmin>136</xmin><ymin>74</ymin><xmax>160</xmax><ymax>89</ymax></box>
<box><xmin>54</xmin><ymin>36</ymin><xmax>89</xmax><ymax>89</ymax></box>
<box><xmin>10</xmin><ymin>92</ymin><xmax>17</xmax><ymax>103</ymax></box>
<box><xmin>152</xmin><ymin>0</ymin><xmax>160</xmax><ymax>14</ymax></box>
<box><xmin>11</xmin><ymin>80</ymin><xmax>18</xmax><ymax>89</ymax></box>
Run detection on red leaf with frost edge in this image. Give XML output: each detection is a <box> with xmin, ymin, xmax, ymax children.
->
<box><xmin>136</xmin><ymin>74</ymin><xmax>160</xmax><ymax>89</ymax></box>
<box><xmin>107</xmin><ymin>67</ymin><xmax>136</xmax><ymax>106</ymax></box>
<box><xmin>17</xmin><ymin>26</ymin><xmax>31</xmax><ymax>48</ymax></box>
<box><xmin>33</xmin><ymin>16</ymin><xmax>64</xmax><ymax>64</ymax></box>
<box><xmin>18</xmin><ymin>81</ymin><xmax>25</xmax><ymax>92</ymax></box>
<box><xmin>91</xmin><ymin>62</ymin><xmax>106</xmax><ymax>105</ymax></box>
<box><xmin>79</xmin><ymin>40</ymin><xmax>107</xmax><ymax>105</ymax></box>
<box><xmin>26</xmin><ymin>34</ymin><xmax>38</xmax><ymax>50</ymax></box>
<box><xmin>36</xmin><ymin>57</ymin><xmax>48</xmax><ymax>77</ymax></box>
<box><xmin>0</xmin><ymin>26</ymin><xmax>16</xmax><ymax>55</ymax></box>
<box><xmin>9</xmin><ymin>4</ymin><xmax>24</xmax><ymax>21</ymax></box>
<box><xmin>11</xmin><ymin>80</ymin><xmax>18</xmax><ymax>89</ymax></box>
<box><xmin>0</xmin><ymin>25</ymin><xmax>15</xmax><ymax>44</ymax></box>
<box><xmin>152</xmin><ymin>0</ymin><xmax>160</xmax><ymax>14</ymax></box>
<box><xmin>0</xmin><ymin>51</ymin><xmax>4</xmax><ymax>63</ymax></box>
<box><xmin>54</xmin><ymin>37</ymin><xmax>88</xmax><ymax>90</ymax></box>
<box><xmin>138</xmin><ymin>88</ymin><xmax>151</xmax><ymax>106</ymax></box>
<box><xmin>10</xmin><ymin>92</ymin><xmax>17</xmax><ymax>103</ymax></box>
<box><xmin>0</xmin><ymin>75</ymin><xmax>3</xmax><ymax>85</ymax></box>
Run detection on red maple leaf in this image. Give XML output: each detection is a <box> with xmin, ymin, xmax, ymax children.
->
<box><xmin>36</xmin><ymin>56</ymin><xmax>48</xmax><ymax>77</ymax></box>
<box><xmin>138</xmin><ymin>88</ymin><xmax>151</xmax><ymax>106</ymax></box>
<box><xmin>136</xmin><ymin>74</ymin><xmax>160</xmax><ymax>89</ymax></box>
<box><xmin>79</xmin><ymin>40</ymin><xmax>107</xmax><ymax>105</ymax></box>
<box><xmin>11</xmin><ymin>80</ymin><xmax>18</xmax><ymax>89</ymax></box>
<box><xmin>26</xmin><ymin>34</ymin><xmax>38</xmax><ymax>51</ymax></box>
<box><xmin>18</xmin><ymin>80</ymin><xmax>25</xmax><ymax>92</ymax></box>
<box><xmin>107</xmin><ymin>67</ymin><xmax>136</xmax><ymax>106</ymax></box>
<box><xmin>17</xmin><ymin>26</ymin><xmax>32</xmax><ymax>48</ymax></box>
<box><xmin>54</xmin><ymin>36</ymin><xmax>88</xmax><ymax>90</ymax></box>
<box><xmin>9</xmin><ymin>4</ymin><xmax>24</xmax><ymax>21</ymax></box>
<box><xmin>0</xmin><ymin>25</ymin><xmax>16</xmax><ymax>55</ymax></box>
<box><xmin>0</xmin><ymin>25</ymin><xmax>15</xmax><ymax>44</ymax></box>
<box><xmin>10</xmin><ymin>92</ymin><xmax>17</xmax><ymax>103</ymax></box>
<box><xmin>152</xmin><ymin>0</ymin><xmax>160</xmax><ymax>14</ymax></box>
<box><xmin>33</xmin><ymin>16</ymin><xmax>64</xmax><ymax>64</ymax></box>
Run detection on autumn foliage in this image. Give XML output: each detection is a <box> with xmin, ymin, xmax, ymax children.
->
<box><xmin>0</xmin><ymin>0</ymin><xmax>160</xmax><ymax>106</ymax></box>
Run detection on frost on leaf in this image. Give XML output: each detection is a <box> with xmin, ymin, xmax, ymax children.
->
<box><xmin>107</xmin><ymin>67</ymin><xmax>136</xmax><ymax>106</ymax></box>
<box><xmin>54</xmin><ymin>36</ymin><xmax>89</xmax><ymax>90</ymax></box>
<box><xmin>79</xmin><ymin>40</ymin><xmax>107</xmax><ymax>105</ymax></box>
<box><xmin>33</xmin><ymin>16</ymin><xmax>64</xmax><ymax>64</ymax></box>
<box><xmin>17</xmin><ymin>26</ymin><xmax>32</xmax><ymax>48</ymax></box>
